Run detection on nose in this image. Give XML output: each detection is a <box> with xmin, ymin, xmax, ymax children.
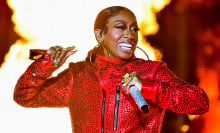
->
<box><xmin>124</xmin><ymin>29</ymin><xmax>135</xmax><ymax>39</ymax></box>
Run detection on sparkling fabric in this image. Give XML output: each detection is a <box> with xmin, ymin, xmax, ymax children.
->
<box><xmin>14</xmin><ymin>53</ymin><xmax>209</xmax><ymax>133</ymax></box>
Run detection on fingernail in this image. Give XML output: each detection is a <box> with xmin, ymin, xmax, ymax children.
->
<box><xmin>68</xmin><ymin>51</ymin><xmax>75</xmax><ymax>55</ymax></box>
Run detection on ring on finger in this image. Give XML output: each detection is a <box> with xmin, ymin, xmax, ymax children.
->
<box><xmin>54</xmin><ymin>59</ymin><xmax>59</xmax><ymax>66</ymax></box>
<box><xmin>51</xmin><ymin>47</ymin><xmax>59</xmax><ymax>51</ymax></box>
<box><xmin>62</xmin><ymin>48</ymin><xmax>67</xmax><ymax>51</ymax></box>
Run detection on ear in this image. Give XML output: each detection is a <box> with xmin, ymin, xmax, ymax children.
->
<box><xmin>94</xmin><ymin>29</ymin><xmax>103</xmax><ymax>44</ymax></box>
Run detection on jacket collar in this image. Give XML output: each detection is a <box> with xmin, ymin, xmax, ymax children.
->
<box><xmin>94</xmin><ymin>51</ymin><xmax>136</xmax><ymax>70</ymax></box>
<box><xmin>86</xmin><ymin>46</ymin><xmax>136</xmax><ymax>70</ymax></box>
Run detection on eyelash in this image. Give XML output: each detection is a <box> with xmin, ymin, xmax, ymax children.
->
<box><xmin>115</xmin><ymin>25</ymin><xmax>126</xmax><ymax>30</ymax></box>
<box><xmin>132</xmin><ymin>27</ymin><xmax>139</xmax><ymax>32</ymax></box>
<box><xmin>115</xmin><ymin>25</ymin><xmax>139</xmax><ymax>32</ymax></box>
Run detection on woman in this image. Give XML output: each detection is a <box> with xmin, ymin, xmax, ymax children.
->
<box><xmin>14</xmin><ymin>6</ymin><xmax>209</xmax><ymax>132</ymax></box>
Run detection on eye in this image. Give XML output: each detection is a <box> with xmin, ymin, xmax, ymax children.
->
<box><xmin>114</xmin><ymin>24</ymin><xmax>126</xmax><ymax>30</ymax></box>
<box><xmin>131</xmin><ymin>26</ymin><xmax>139</xmax><ymax>32</ymax></box>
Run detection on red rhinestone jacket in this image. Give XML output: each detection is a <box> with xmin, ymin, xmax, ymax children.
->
<box><xmin>14</xmin><ymin>54</ymin><xmax>209</xmax><ymax>133</ymax></box>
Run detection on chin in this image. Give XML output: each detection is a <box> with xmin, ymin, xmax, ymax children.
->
<box><xmin>118</xmin><ymin>54</ymin><xmax>134</xmax><ymax>60</ymax></box>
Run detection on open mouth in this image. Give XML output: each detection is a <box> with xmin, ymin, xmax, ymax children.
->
<box><xmin>118</xmin><ymin>43</ymin><xmax>133</xmax><ymax>52</ymax></box>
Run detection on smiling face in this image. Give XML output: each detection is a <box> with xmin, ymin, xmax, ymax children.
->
<box><xmin>98</xmin><ymin>10</ymin><xmax>139</xmax><ymax>60</ymax></box>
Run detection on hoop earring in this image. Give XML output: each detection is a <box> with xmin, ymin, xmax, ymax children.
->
<box><xmin>89</xmin><ymin>45</ymin><xmax>110</xmax><ymax>70</ymax></box>
<box><xmin>137</xmin><ymin>46</ymin><xmax>150</xmax><ymax>60</ymax></box>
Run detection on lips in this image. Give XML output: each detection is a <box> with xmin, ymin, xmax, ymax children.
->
<box><xmin>118</xmin><ymin>42</ymin><xmax>133</xmax><ymax>53</ymax></box>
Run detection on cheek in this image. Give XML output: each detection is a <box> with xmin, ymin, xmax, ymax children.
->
<box><xmin>135</xmin><ymin>34</ymin><xmax>138</xmax><ymax>43</ymax></box>
<box><xmin>107</xmin><ymin>30</ymin><xmax>122</xmax><ymax>42</ymax></box>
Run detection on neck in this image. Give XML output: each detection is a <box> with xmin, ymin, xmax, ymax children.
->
<box><xmin>101</xmin><ymin>45</ymin><xmax>115</xmax><ymax>58</ymax></box>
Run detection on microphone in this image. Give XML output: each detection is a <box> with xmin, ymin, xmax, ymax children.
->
<box><xmin>29</xmin><ymin>49</ymin><xmax>47</xmax><ymax>60</ymax></box>
<box><xmin>121</xmin><ymin>73</ymin><xmax>149</xmax><ymax>113</ymax></box>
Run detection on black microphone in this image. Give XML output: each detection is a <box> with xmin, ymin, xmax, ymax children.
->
<box><xmin>121</xmin><ymin>73</ymin><xmax>149</xmax><ymax>113</ymax></box>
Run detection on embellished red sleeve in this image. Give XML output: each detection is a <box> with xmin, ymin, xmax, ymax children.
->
<box><xmin>151</xmin><ymin>62</ymin><xmax>209</xmax><ymax>114</ymax></box>
<box><xmin>141</xmin><ymin>79</ymin><xmax>158</xmax><ymax>103</ymax></box>
<box><xmin>13</xmin><ymin>59</ymin><xmax>74</xmax><ymax>107</ymax></box>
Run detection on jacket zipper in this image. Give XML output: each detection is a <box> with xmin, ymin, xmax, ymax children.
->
<box><xmin>101</xmin><ymin>89</ymin><xmax>106</xmax><ymax>133</ymax></box>
<box><xmin>113</xmin><ymin>86</ymin><xmax>120</xmax><ymax>130</ymax></box>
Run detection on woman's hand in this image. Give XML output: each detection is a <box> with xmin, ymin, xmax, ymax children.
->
<box><xmin>46</xmin><ymin>46</ymin><xmax>77</xmax><ymax>67</ymax></box>
<box><xmin>121</xmin><ymin>72</ymin><xmax>142</xmax><ymax>94</ymax></box>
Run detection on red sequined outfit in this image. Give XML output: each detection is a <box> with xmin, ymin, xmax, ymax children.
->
<box><xmin>14</xmin><ymin>52</ymin><xmax>209</xmax><ymax>133</ymax></box>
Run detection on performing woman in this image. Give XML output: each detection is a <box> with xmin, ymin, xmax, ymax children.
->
<box><xmin>14</xmin><ymin>6</ymin><xmax>209</xmax><ymax>132</ymax></box>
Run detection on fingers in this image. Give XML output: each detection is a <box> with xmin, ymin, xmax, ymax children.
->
<box><xmin>47</xmin><ymin>46</ymin><xmax>77</xmax><ymax>67</ymax></box>
<box><xmin>66</xmin><ymin>46</ymin><xmax>76</xmax><ymax>51</ymax></box>
<box><xmin>122</xmin><ymin>72</ymin><xmax>142</xmax><ymax>94</ymax></box>
<box><xmin>59</xmin><ymin>48</ymin><xmax>77</xmax><ymax>65</ymax></box>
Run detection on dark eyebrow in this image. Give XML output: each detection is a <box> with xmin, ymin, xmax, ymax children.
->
<box><xmin>113</xmin><ymin>20</ymin><xmax>138</xmax><ymax>26</ymax></box>
<box><xmin>113</xmin><ymin>20</ymin><xmax>126</xmax><ymax>24</ymax></box>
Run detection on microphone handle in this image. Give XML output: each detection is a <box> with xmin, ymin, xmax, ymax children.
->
<box><xmin>29</xmin><ymin>49</ymin><xmax>47</xmax><ymax>60</ymax></box>
<box><xmin>129</xmin><ymin>86</ymin><xmax>149</xmax><ymax>113</ymax></box>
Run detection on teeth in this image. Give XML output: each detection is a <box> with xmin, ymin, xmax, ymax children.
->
<box><xmin>118</xmin><ymin>43</ymin><xmax>132</xmax><ymax>48</ymax></box>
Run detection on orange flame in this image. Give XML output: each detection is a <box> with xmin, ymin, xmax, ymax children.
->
<box><xmin>1</xmin><ymin>0</ymin><xmax>171</xmax><ymax>132</ymax></box>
